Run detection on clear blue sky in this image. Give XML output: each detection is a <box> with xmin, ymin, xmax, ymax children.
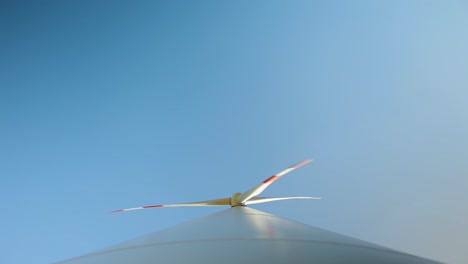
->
<box><xmin>1</xmin><ymin>1</ymin><xmax>468</xmax><ymax>263</ymax></box>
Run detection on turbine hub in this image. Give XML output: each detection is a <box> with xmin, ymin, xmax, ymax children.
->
<box><xmin>230</xmin><ymin>192</ymin><xmax>244</xmax><ymax>207</ymax></box>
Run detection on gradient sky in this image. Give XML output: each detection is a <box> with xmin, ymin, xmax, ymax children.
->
<box><xmin>1</xmin><ymin>1</ymin><xmax>468</xmax><ymax>263</ymax></box>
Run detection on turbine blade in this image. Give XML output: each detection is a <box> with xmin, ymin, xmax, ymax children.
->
<box><xmin>108</xmin><ymin>197</ymin><xmax>231</xmax><ymax>213</ymax></box>
<box><xmin>236</xmin><ymin>159</ymin><xmax>313</xmax><ymax>204</ymax></box>
<box><xmin>245</xmin><ymin>196</ymin><xmax>321</xmax><ymax>205</ymax></box>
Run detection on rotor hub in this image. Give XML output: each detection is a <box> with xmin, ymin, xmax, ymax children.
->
<box><xmin>230</xmin><ymin>192</ymin><xmax>244</xmax><ymax>207</ymax></box>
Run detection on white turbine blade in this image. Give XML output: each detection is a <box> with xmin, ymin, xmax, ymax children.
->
<box><xmin>108</xmin><ymin>197</ymin><xmax>231</xmax><ymax>213</ymax></box>
<box><xmin>245</xmin><ymin>196</ymin><xmax>322</xmax><ymax>205</ymax></box>
<box><xmin>236</xmin><ymin>159</ymin><xmax>313</xmax><ymax>204</ymax></box>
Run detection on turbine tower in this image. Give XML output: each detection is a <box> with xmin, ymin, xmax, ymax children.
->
<box><xmin>56</xmin><ymin>159</ymin><xmax>441</xmax><ymax>264</ymax></box>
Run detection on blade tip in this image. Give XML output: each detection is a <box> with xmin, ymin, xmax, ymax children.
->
<box><xmin>290</xmin><ymin>159</ymin><xmax>313</xmax><ymax>168</ymax></box>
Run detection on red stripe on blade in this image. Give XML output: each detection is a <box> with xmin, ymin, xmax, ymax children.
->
<box><xmin>143</xmin><ymin>205</ymin><xmax>163</xmax><ymax>208</ymax></box>
<box><xmin>109</xmin><ymin>209</ymin><xmax>124</xmax><ymax>213</ymax></box>
<box><xmin>263</xmin><ymin>175</ymin><xmax>279</xmax><ymax>183</ymax></box>
<box><xmin>289</xmin><ymin>159</ymin><xmax>312</xmax><ymax>168</ymax></box>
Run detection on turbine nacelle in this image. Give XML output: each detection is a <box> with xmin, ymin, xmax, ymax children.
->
<box><xmin>109</xmin><ymin>159</ymin><xmax>321</xmax><ymax>214</ymax></box>
<box><xmin>230</xmin><ymin>192</ymin><xmax>243</xmax><ymax>207</ymax></box>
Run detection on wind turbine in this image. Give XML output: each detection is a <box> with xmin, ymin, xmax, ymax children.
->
<box><xmin>108</xmin><ymin>159</ymin><xmax>320</xmax><ymax>213</ymax></box>
<box><xmin>56</xmin><ymin>159</ymin><xmax>441</xmax><ymax>264</ymax></box>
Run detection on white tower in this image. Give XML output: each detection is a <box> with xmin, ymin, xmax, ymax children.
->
<box><xmin>57</xmin><ymin>207</ymin><xmax>440</xmax><ymax>264</ymax></box>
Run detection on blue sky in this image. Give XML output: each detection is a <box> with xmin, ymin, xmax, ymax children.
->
<box><xmin>1</xmin><ymin>1</ymin><xmax>468</xmax><ymax>263</ymax></box>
